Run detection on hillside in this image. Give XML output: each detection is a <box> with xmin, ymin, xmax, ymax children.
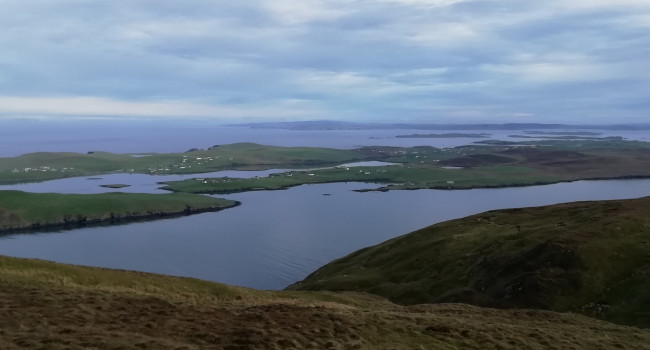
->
<box><xmin>289</xmin><ymin>196</ymin><xmax>650</xmax><ymax>328</ymax></box>
<box><xmin>1</xmin><ymin>256</ymin><xmax>650</xmax><ymax>349</ymax></box>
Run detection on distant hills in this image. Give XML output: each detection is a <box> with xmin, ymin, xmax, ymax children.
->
<box><xmin>289</xmin><ymin>196</ymin><xmax>650</xmax><ymax>328</ymax></box>
<box><xmin>230</xmin><ymin>120</ymin><xmax>650</xmax><ymax>131</ymax></box>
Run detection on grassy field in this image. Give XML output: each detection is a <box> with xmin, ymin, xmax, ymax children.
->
<box><xmin>161</xmin><ymin>164</ymin><xmax>561</xmax><ymax>194</ymax></box>
<box><xmin>0</xmin><ymin>191</ymin><xmax>238</xmax><ymax>232</ymax></box>
<box><xmin>289</xmin><ymin>196</ymin><xmax>650</xmax><ymax>328</ymax></box>
<box><xmin>162</xmin><ymin>139</ymin><xmax>650</xmax><ymax>194</ymax></box>
<box><xmin>4</xmin><ymin>140</ymin><xmax>650</xmax><ymax>194</ymax></box>
<box><xmin>1</xmin><ymin>255</ymin><xmax>650</xmax><ymax>349</ymax></box>
<box><xmin>0</xmin><ymin>143</ymin><xmax>372</xmax><ymax>185</ymax></box>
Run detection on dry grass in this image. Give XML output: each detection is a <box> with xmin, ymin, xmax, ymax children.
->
<box><xmin>1</xmin><ymin>256</ymin><xmax>650</xmax><ymax>349</ymax></box>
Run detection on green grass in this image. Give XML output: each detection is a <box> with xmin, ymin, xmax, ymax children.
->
<box><xmin>160</xmin><ymin>164</ymin><xmax>564</xmax><ymax>194</ymax></box>
<box><xmin>160</xmin><ymin>140</ymin><xmax>650</xmax><ymax>194</ymax></box>
<box><xmin>3</xmin><ymin>140</ymin><xmax>650</xmax><ymax>194</ymax></box>
<box><xmin>0</xmin><ymin>190</ymin><xmax>238</xmax><ymax>231</ymax></box>
<box><xmin>0</xmin><ymin>143</ymin><xmax>372</xmax><ymax>185</ymax></box>
<box><xmin>289</xmin><ymin>196</ymin><xmax>650</xmax><ymax>328</ymax></box>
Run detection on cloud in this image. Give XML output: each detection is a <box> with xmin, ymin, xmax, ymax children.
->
<box><xmin>0</xmin><ymin>0</ymin><xmax>647</xmax><ymax>123</ymax></box>
<box><xmin>0</xmin><ymin>96</ymin><xmax>327</xmax><ymax>120</ymax></box>
<box><xmin>262</xmin><ymin>0</ymin><xmax>349</xmax><ymax>24</ymax></box>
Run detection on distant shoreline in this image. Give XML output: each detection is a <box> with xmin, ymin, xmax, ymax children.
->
<box><xmin>396</xmin><ymin>133</ymin><xmax>491</xmax><ymax>138</ymax></box>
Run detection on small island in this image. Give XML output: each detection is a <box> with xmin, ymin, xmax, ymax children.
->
<box><xmin>99</xmin><ymin>183</ymin><xmax>131</xmax><ymax>189</ymax></box>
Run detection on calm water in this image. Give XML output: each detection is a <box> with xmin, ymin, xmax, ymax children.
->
<box><xmin>2</xmin><ymin>120</ymin><xmax>650</xmax><ymax>289</ymax></box>
<box><xmin>1</xmin><ymin>178</ymin><xmax>650</xmax><ymax>289</ymax></box>
<box><xmin>2</xmin><ymin>119</ymin><xmax>649</xmax><ymax>157</ymax></box>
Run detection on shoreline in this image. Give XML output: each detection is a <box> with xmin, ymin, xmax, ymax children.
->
<box><xmin>0</xmin><ymin>201</ymin><xmax>241</xmax><ymax>234</ymax></box>
<box><xmin>162</xmin><ymin>174</ymin><xmax>650</xmax><ymax>195</ymax></box>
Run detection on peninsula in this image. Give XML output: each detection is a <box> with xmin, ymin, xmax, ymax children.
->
<box><xmin>160</xmin><ymin>139</ymin><xmax>650</xmax><ymax>194</ymax></box>
<box><xmin>0</xmin><ymin>191</ymin><xmax>238</xmax><ymax>232</ymax></box>
<box><xmin>3</xmin><ymin>195</ymin><xmax>650</xmax><ymax>348</ymax></box>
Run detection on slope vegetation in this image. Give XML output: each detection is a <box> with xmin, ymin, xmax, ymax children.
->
<box><xmin>0</xmin><ymin>190</ymin><xmax>238</xmax><ymax>232</ymax></box>
<box><xmin>1</xmin><ymin>256</ymin><xmax>650</xmax><ymax>349</ymax></box>
<box><xmin>290</xmin><ymin>196</ymin><xmax>650</xmax><ymax>328</ymax></box>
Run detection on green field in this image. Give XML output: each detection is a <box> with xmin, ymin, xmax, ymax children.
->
<box><xmin>289</xmin><ymin>196</ymin><xmax>650</xmax><ymax>328</ymax></box>
<box><xmin>3</xmin><ymin>140</ymin><xmax>649</xmax><ymax>192</ymax></box>
<box><xmin>162</xmin><ymin>139</ymin><xmax>650</xmax><ymax>194</ymax></box>
<box><xmin>0</xmin><ymin>191</ymin><xmax>238</xmax><ymax>232</ymax></box>
<box><xmin>0</xmin><ymin>143</ymin><xmax>373</xmax><ymax>185</ymax></box>
<box><xmin>161</xmin><ymin>164</ymin><xmax>561</xmax><ymax>194</ymax></box>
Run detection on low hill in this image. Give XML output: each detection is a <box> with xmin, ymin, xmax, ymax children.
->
<box><xmin>289</xmin><ymin>196</ymin><xmax>650</xmax><ymax>328</ymax></box>
<box><xmin>2</xmin><ymin>255</ymin><xmax>650</xmax><ymax>349</ymax></box>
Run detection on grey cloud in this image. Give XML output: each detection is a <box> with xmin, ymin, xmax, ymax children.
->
<box><xmin>0</xmin><ymin>0</ymin><xmax>647</xmax><ymax>122</ymax></box>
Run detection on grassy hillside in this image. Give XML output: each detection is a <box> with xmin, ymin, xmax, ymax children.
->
<box><xmin>1</xmin><ymin>255</ymin><xmax>650</xmax><ymax>349</ymax></box>
<box><xmin>0</xmin><ymin>190</ymin><xmax>238</xmax><ymax>232</ymax></box>
<box><xmin>3</xmin><ymin>140</ymin><xmax>650</xmax><ymax>194</ymax></box>
<box><xmin>289</xmin><ymin>196</ymin><xmax>650</xmax><ymax>328</ymax></box>
<box><xmin>162</xmin><ymin>140</ymin><xmax>650</xmax><ymax>194</ymax></box>
<box><xmin>0</xmin><ymin>143</ymin><xmax>370</xmax><ymax>185</ymax></box>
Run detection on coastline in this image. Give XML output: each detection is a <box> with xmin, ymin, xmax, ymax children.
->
<box><xmin>0</xmin><ymin>201</ymin><xmax>241</xmax><ymax>234</ymax></box>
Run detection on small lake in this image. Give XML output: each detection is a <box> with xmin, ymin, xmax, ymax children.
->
<box><xmin>2</xmin><ymin>177</ymin><xmax>650</xmax><ymax>290</ymax></box>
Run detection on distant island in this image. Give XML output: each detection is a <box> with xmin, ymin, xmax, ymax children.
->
<box><xmin>229</xmin><ymin>120</ymin><xmax>650</xmax><ymax>131</ymax></box>
<box><xmin>524</xmin><ymin>131</ymin><xmax>603</xmax><ymax>136</ymax></box>
<box><xmin>509</xmin><ymin>135</ymin><xmax>624</xmax><ymax>141</ymax></box>
<box><xmin>99</xmin><ymin>183</ymin><xmax>130</xmax><ymax>189</ymax></box>
<box><xmin>396</xmin><ymin>133</ymin><xmax>491</xmax><ymax>138</ymax></box>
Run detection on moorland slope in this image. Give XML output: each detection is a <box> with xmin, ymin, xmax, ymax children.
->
<box><xmin>290</xmin><ymin>196</ymin><xmax>650</xmax><ymax>328</ymax></box>
<box><xmin>1</xmin><ymin>255</ymin><xmax>650</xmax><ymax>349</ymax></box>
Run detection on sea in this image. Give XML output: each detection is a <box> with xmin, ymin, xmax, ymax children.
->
<box><xmin>1</xmin><ymin>118</ymin><xmax>649</xmax><ymax>290</ymax></box>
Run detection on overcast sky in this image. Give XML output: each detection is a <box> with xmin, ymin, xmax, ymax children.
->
<box><xmin>0</xmin><ymin>0</ymin><xmax>648</xmax><ymax>123</ymax></box>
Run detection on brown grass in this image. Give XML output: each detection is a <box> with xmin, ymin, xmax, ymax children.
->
<box><xmin>1</xmin><ymin>256</ymin><xmax>650</xmax><ymax>349</ymax></box>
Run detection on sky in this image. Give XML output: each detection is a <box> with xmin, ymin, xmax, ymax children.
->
<box><xmin>0</xmin><ymin>0</ymin><xmax>649</xmax><ymax>124</ymax></box>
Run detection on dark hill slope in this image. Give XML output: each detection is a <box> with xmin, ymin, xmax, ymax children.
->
<box><xmin>289</xmin><ymin>196</ymin><xmax>650</xmax><ymax>328</ymax></box>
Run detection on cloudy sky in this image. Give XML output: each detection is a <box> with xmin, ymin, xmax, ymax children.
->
<box><xmin>0</xmin><ymin>0</ymin><xmax>648</xmax><ymax>123</ymax></box>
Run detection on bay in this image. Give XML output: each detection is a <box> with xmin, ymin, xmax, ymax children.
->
<box><xmin>2</xmin><ymin>120</ymin><xmax>650</xmax><ymax>290</ymax></box>
<box><xmin>1</xmin><ymin>178</ymin><xmax>649</xmax><ymax>290</ymax></box>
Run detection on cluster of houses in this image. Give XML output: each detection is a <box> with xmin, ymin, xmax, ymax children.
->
<box><xmin>147</xmin><ymin>155</ymin><xmax>225</xmax><ymax>173</ymax></box>
<box><xmin>12</xmin><ymin>166</ymin><xmax>75</xmax><ymax>173</ymax></box>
